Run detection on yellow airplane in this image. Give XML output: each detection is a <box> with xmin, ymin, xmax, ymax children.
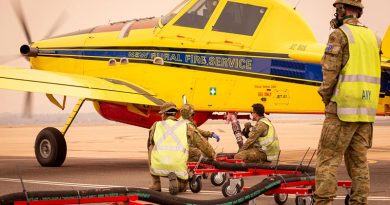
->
<box><xmin>1</xmin><ymin>0</ymin><xmax>389</xmax><ymax>167</ymax></box>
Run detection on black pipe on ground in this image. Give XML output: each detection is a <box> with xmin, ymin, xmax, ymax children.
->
<box><xmin>0</xmin><ymin>174</ymin><xmax>314</xmax><ymax>205</ymax></box>
<box><xmin>200</xmin><ymin>158</ymin><xmax>315</xmax><ymax>173</ymax></box>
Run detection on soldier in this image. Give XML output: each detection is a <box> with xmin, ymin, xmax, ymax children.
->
<box><xmin>148</xmin><ymin>102</ymin><xmax>215</xmax><ymax>195</ymax></box>
<box><xmin>179</xmin><ymin>104</ymin><xmax>220</xmax><ymax>162</ymax></box>
<box><xmin>314</xmin><ymin>1</ymin><xmax>381</xmax><ymax>204</ymax></box>
<box><xmin>234</xmin><ymin>103</ymin><xmax>280</xmax><ymax>163</ymax></box>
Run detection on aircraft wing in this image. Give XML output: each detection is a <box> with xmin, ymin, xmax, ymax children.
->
<box><xmin>0</xmin><ymin>66</ymin><xmax>163</xmax><ymax>106</ymax></box>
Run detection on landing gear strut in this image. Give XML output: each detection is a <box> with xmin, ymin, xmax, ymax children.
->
<box><xmin>34</xmin><ymin>99</ymin><xmax>85</xmax><ymax>167</ymax></box>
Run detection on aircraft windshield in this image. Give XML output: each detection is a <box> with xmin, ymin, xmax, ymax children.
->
<box><xmin>173</xmin><ymin>0</ymin><xmax>219</xmax><ymax>29</ymax></box>
<box><xmin>161</xmin><ymin>0</ymin><xmax>191</xmax><ymax>26</ymax></box>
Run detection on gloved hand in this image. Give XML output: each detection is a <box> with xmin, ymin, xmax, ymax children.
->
<box><xmin>244</xmin><ymin>122</ymin><xmax>252</xmax><ymax>130</ymax></box>
<box><xmin>211</xmin><ymin>132</ymin><xmax>220</xmax><ymax>142</ymax></box>
<box><xmin>242</xmin><ymin>122</ymin><xmax>252</xmax><ymax>138</ymax></box>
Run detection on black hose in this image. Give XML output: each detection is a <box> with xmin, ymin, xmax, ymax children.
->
<box><xmin>200</xmin><ymin>158</ymin><xmax>315</xmax><ymax>173</ymax></box>
<box><xmin>0</xmin><ymin>174</ymin><xmax>314</xmax><ymax>205</ymax></box>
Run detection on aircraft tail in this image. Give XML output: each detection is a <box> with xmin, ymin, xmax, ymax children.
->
<box><xmin>382</xmin><ymin>26</ymin><xmax>390</xmax><ymax>59</ymax></box>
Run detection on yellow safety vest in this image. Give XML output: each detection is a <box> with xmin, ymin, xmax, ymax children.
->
<box><xmin>331</xmin><ymin>24</ymin><xmax>381</xmax><ymax>122</ymax></box>
<box><xmin>258</xmin><ymin>118</ymin><xmax>280</xmax><ymax>161</ymax></box>
<box><xmin>150</xmin><ymin>119</ymin><xmax>189</xmax><ymax>180</ymax></box>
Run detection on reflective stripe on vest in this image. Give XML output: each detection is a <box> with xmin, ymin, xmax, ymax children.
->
<box><xmin>151</xmin><ymin>119</ymin><xmax>189</xmax><ymax>179</ymax></box>
<box><xmin>267</xmin><ymin>155</ymin><xmax>279</xmax><ymax>161</ymax></box>
<box><xmin>258</xmin><ymin>118</ymin><xmax>280</xmax><ymax>161</ymax></box>
<box><xmin>331</xmin><ymin>24</ymin><xmax>381</xmax><ymax>122</ymax></box>
<box><xmin>154</xmin><ymin>121</ymin><xmax>186</xmax><ymax>152</ymax></box>
<box><xmin>150</xmin><ymin>167</ymin><xmax>188</xmax><ymax>179</ymax></box>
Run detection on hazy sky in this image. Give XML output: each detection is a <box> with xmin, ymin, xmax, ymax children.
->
<box><xmin>0</xmin><ymin>0</ymin><xmax>389</xmax><ymax>115</ymax></box>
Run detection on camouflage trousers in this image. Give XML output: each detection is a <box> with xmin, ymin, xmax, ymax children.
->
<box><xmin>188</xmin><ymin>147</ymin><xmax>204</xmax><ymax>162</ymax></box>
<box><xmin>314</xmin><ymin>113</ymin><xmax>373</xmax><ymax>205</ymax></box>
<box><xmin>234</xmin><ymin>147</ymin><xmax>268</xmax><ymax>163</ymax></box>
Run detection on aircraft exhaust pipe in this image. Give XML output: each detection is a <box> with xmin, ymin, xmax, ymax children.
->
<box><xmin>20</xmin><ymin>44</ymin><xmax>38</xmax><ymax>57</ymax></box>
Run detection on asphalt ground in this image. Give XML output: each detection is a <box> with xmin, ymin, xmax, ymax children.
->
<box><xmin>0</xmin><ymin>156</ymin><xmax>389</xmax><ymax>205</ymax></box>
<box><xmin>0</xmin><ymin>118</ymin><xmax>389</xmax><ymax>204</ymax></box>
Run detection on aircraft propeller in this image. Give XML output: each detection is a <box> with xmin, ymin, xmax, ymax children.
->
<box><xmin>6</xmin><ymin>0</ymin><xmax>68</xmax><ymax>118</ymax></box>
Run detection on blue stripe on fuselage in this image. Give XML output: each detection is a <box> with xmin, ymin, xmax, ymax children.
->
<box><xmin>43</xmin><ymin>49</ymin><xmax>324</xmax><ymax>82</ymax></box>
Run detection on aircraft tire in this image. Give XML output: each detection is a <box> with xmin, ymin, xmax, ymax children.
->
<box><xmin>34</xmin><ymin>127</ymin><xmax>67</xmax><ymax>167</ymax></box>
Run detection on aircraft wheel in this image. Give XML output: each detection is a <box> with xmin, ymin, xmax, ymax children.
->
<box><xmin>210</xmin><ymin>172</ymin><xmax>227</xmax><ymax>186</ymax></box>
<box><xmin>189</xmin><ymin>175</ymin><xmax>202</xmax><ymax>193</ymax></box>
<box><xmin>274</xmin><ymin>193</ymin><xmax>288</xmax><ymax>205</ymax></box>
<box><xmin>34</xmin><ymin>127</ymin><xmax>67</xmax><ymax>167</ymax></box>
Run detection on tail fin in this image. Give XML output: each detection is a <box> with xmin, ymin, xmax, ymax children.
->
<box><xmin>382</xmin><ymin>26</ymin><xmax>390</xmax><ymax>59</ymax></box>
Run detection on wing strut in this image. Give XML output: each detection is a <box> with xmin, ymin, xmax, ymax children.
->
<box><xmin>61</xmin><ymin>98</ymin><xmax>85</xmax><ymax>136</ymax></box>
<box><xmin>46</xmin><ymin>94</ymin><xmax>67</xmax><ymax>110</ymax></box>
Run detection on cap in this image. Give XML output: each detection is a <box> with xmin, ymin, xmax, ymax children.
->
<box><xmin>180</xmin><ymin>104</ymin><xmax>195</xmax><ymax>119</ymax></box>
<box><xmin>158</xmin><ymin>102</ymin><xmax>178</xmax><ymax>114</ymax></box>
<box><xmin>334</xmin><ymin>0</ymin><xmax>363</xmax><ymax>9</ymax></box>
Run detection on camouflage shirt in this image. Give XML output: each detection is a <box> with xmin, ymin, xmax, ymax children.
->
<box><xmin>239</xmin><ymin>117</ymin><xmax>268</xmax><ymax>152</ymax></box>
<box><xmin>148</xmin><ymin>116</ymin><xmax>215</xmax><ymax>158</ymax></box>
<box><xmin>188</xmin><ymin>120</ymin><xmax>213</xmax><ymax>139</ymax></box>
<box><xmin>318</xmin><ymin>18</ymin><xmax>381</xmax><ymax>114</ymax></box>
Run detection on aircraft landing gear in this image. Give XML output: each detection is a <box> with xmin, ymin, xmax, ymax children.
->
<box><xmin>35</xmin><ymin>127</ymin><xmax>67</xmax><ymax>166</ymax></box>
<box><xmin>34</xmin><ymin>98</ymin><xmax>85</xmax><ymax>167</ymax></box>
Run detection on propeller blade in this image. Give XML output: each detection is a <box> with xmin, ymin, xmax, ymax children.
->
<box><xmin>0</xmin><ymin>54</ymin><xmax>21</xmax><ymax>64</ymax></box>
<box><xmin>22</xmin><ymin>92</ymin><xmax>33</xmax><ymax>118</ymax></box>
<box><xmin>43</xmin><ymin>11</ymin><xmax>68</xmax><ymax>39</ymax></box>
<box><xmin>10</xmin><ymin>0</ymin><xmax>32</xmax><ymax>44</ymax></box>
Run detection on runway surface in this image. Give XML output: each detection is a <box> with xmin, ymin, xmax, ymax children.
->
<box><xmin>1</xmin><ymin>157</ymin><xmax>390</xmax><ymax>204</ymax></box>
<box><xmin>0</xmin><ymin>117</ymin><xmax>389</xmax><ymax>204</ymax></box>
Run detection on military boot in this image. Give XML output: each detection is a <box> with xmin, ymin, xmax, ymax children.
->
<box><xmin>149</xmin><ymin>175</ymin><xmax>161</xmax><ymax>192</ymax></box>
<box><xmin>167</xmin><ymin>172</ymin><xmax>178</xmax><ymax>195</ymax></box>
<box><xmin>178</xmin><ymin>179</ymin><xmax>188</xmax><ymax>193</ymax></box>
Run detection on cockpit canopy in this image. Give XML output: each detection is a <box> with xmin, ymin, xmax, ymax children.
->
<box><xmin>161</xmin><ymin>0</ymin><xmax>266</xmax><ymax>36</ymax></box>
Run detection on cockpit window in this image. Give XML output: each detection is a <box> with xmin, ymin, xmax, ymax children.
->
<box><xmin>212</xmin><ymin>2</ymin><xmax>266</xmax><ymax>36</ymax></box>
<box><xmin>161</xmin><ymin>0</ymin><xmax>191</xmax><ymax>26</ymax></box>
<box><xmin>173</xmin><ymin>0</ymin><xmax>219</xmax><ymax>29</ymax></box>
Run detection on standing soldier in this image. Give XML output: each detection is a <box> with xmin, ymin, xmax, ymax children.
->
<box><xmin>179</xmin><ymin>104</ymin><xmax>220</xmax><ymax>162</ymax></box>
<box><xmin>234</xmin><ymin>103</ymin><xmax>280</xmax><ymax>163</ymax></box>
<box><xmin>314</xmin><ymin>1</ymin><xmax>381</xmax><ymax>204</ymax></box>
<box><xmin>148</xmin><ymin>102</ymin><xmax>215</xmax><ymax>195</ymax></box>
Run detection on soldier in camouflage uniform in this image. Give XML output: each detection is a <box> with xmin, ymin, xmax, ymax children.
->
<box><xmin>234</xmin><ymin>103</ymin><xmax>280</xmax><ymax>163</ymax></box>
<box><xmin>314</xmin><ymin>1</ymin><xmax>382</xmax><ymax>204</ymax></box>
<box><xmin>148</xmin><ymin>102</ymin><xmax>216</xmax><ymax>194</ymax></box>
<box><xmin>179</xmin><ymin>104</ymin><xmax>220</xmax><ymax>162</ymax></box>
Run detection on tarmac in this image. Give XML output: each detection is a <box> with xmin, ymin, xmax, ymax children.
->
<box><xmin>0</xmin><ymin>116</ymin><xmax>389</xmax><ymax>204</ymax></box>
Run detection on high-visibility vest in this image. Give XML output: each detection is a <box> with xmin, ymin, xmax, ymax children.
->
<box><xmin>258</xmin><ymin>118</ymin><xmax>280</xmax><ymax>161</ymax></box>
<box><xmin>150</xmin><ymin>119</ymin><xmax>189</xmax><ymax>180</ymax></box>
<box><xmin>178</xmin><ymin>117</ymin><xmax>190</xmax><ymax>124</ymax></box>
<box><xmin>331</xmin><ymin>24</ymin><xmax>381</xmax><ymax>122</ymax></box>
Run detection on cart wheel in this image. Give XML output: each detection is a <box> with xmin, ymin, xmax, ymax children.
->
<box><xmin>344</xmin><ymin>194</ymin><xmax>350</xmax><ymax>205</ymax></box>
<box><xmin>189</xmin><ymin>175</ymin><xmax>202</xmax><ymax>193</ymax></box>
<box><xmin>210</xmin><ymin>172</ymin><xmax>227</xmax><ymax>186</ymax></box>
<box><xmin>295</xmin><ymin>196</ymin><xmax>313</xmax><ymax>205</ymax></box>
<box><xmin>222</xmin><ymin>180</ymin><xmax>241</xmax><ymax>197</ymax></box>
<box><xmin>274</xmin><ymin>193</ymin><xmax>288</xmax><ymax>205</ymax></box>
<box><xmin>237</xmin><ymin>178</ymin><xmax>244</xmax><ymax>190</ymax></box>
